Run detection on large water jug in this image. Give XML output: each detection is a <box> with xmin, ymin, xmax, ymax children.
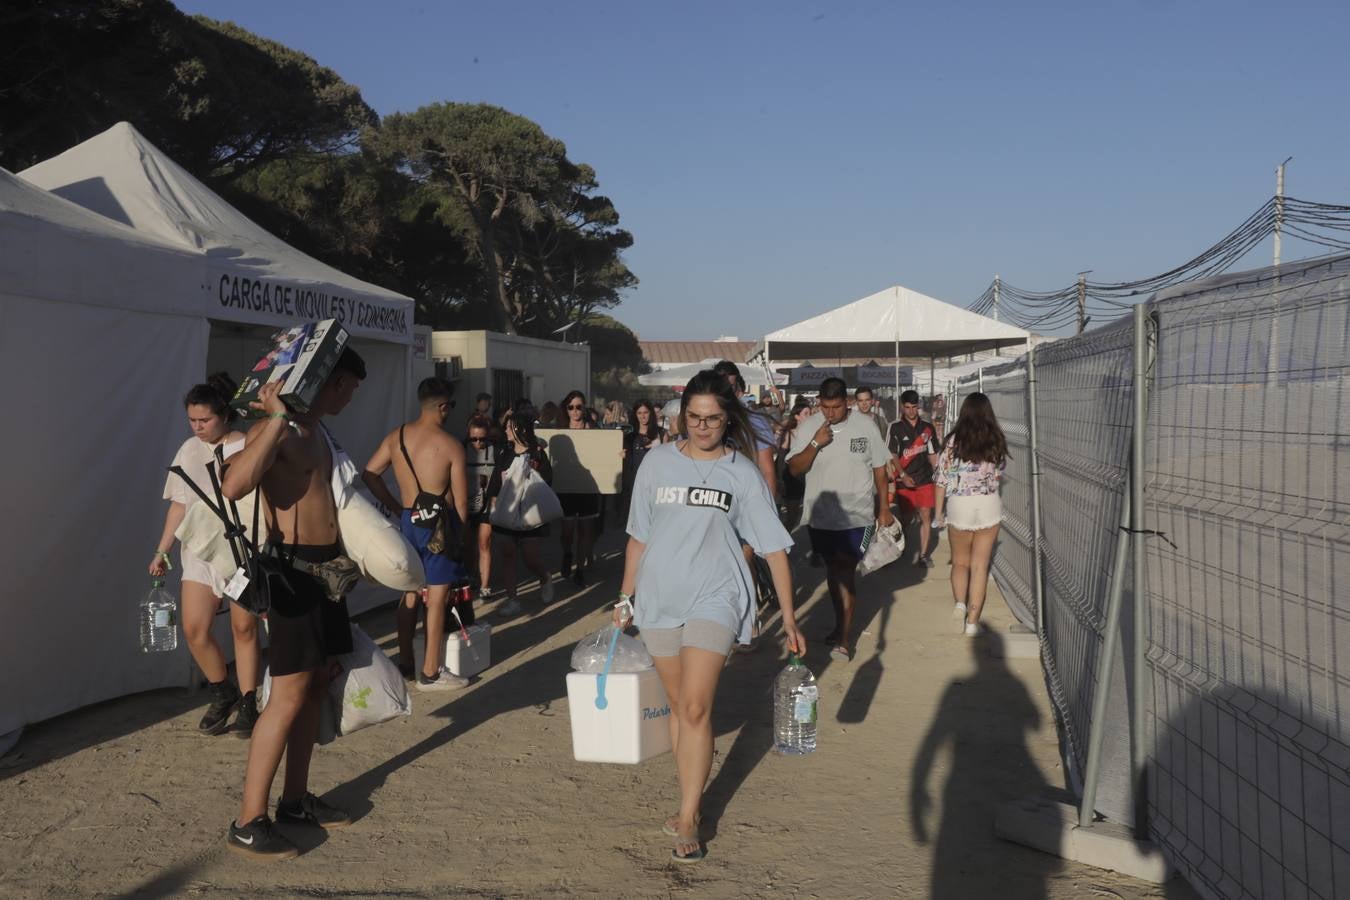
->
<box><xmin>773</xmin><ymin>654</ymin><xmax>818</xmax><ymax>754</ymax></box>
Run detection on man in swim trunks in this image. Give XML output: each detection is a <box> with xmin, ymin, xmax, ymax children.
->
<box><xmin>363</xmin><ymin>377</ymin><xmax>471</xmax><ymax>692</ymax></box>
<box><xmin>220</xmin><ymin>347</ymin><xmax>366</xmax><ymax>860</ymax></box>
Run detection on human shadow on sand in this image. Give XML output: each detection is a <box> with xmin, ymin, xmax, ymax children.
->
<box><xmin>909</xmin><ymin>631</ymin><xmax>1065</xmax><ymax>899</ymax></box>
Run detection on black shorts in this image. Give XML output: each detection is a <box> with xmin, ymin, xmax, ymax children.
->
<box><xmin>559</xmin><ymin>493</ymin><xmax>601</xmax><ymax>519</ymax></box>
<box><xmin>266</xmin><ymin>543</ymin><xmax>354</xmax><ymax>677</ymax></box>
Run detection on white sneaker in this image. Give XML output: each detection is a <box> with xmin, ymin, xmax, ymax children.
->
<box><xmin>964</xmin><ymin>622</ymin><xmax>979</xmax><ymax>637</ymax></box>
<box><xmin>540</xmin><ymin>577</ymin><xmax>554</xmax><ymax>605</ymax></box>
<box><xmin>952</xmin><ymin>602</ymin><xmax>967</xmax><ymax>619</ymax></box>
<box><xmin>416</xmin><ymin>667</ymin><xmax>470</xmax><ymax>691</ymax></box>
<box><xmin>478</xmin><ymin>587</ymin><xmax>493</xmax><ymax>602</ymax></box>
<box><xmin>921</xmin><ymin>555</ymin><xmax>936</xmax><ymax>568</ymax></box>
<box><xmin>496</xmin><ymin>598</ymin><xmax>524</xmax><ymax>618</ymax></box>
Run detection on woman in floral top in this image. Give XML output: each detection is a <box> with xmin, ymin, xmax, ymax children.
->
<box><xmin>933</xmin><ymin>392</ymin><xmax>1007</xmax><ymax>636</ymax></box>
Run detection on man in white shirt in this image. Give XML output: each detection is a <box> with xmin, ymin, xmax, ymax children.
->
<box><xmin>787</xmin><ymin>377</ymin><xmax>894</xmax><ymax>661</ymax></box>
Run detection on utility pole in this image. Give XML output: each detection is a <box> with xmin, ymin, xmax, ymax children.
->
<box><xmin>1274</xmin><ymin>156</ymin><xmax>1292</xmax><ymax>267</ymax></box>
<box><xmin>993</xmin><ymin>274</ymin><xmax>1001</xmax><ymax>356</ymax></box>
<box><xmin>1076</xmin><ymin>272</ymin><xmax>1088</xmax><ymax>334</ymax></box>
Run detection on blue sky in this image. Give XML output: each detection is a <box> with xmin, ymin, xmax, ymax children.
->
<box><xmin>179</xmin><ymin>0</ymin><xmax>1350</xmax><ymax>339</ymax></box>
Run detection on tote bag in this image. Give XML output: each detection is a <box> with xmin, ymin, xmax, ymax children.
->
<box><xmin>490</xmin><ymin>455</ymin><xmax>564</xmax><ymax>531</ymax></box>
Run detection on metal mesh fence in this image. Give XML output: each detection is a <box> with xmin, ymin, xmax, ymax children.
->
<box><xmin>1143</xmin><ymin>256</ymin><xmax>1350</xmax><ymax>900</ymax></box>
<box><xmin>977</xmin><ymin>360</ymin><xmax>1037</xmax><ymax>630</ymax></box>
<box><xmin>952</xmin><ymin>253</ymin><xmax>1349</xmax><ymax>897</ymax></box>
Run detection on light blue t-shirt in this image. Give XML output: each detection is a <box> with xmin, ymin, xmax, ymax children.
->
<box><xmin>627</xmin><ymin>442</ymin><xmax>793</xmax><ymax>645</ymax></box>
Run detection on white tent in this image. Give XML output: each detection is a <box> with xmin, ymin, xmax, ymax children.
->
<box><xmin>759</xmin><ymin>285</ymin><xmax>1031</xmax><ymax>395</ymax></box>
<box><xmin>2</xmin><ymin>125</ymin><xmax>421</xmax><ymax>736</ymax></box>
<box><xmin>0</xmin><ymin>168</ymin><xmax>212</xmax><ymax>735</ymax></box>
<box><xmin>20</xmin><ymin>122</ymin><xmax>415</xmax><ymax>466</ymax></box>
<box><xmin>638</xmin><ymin>359</ymin><xmax>788</xmax><ymax>388</ymax></box>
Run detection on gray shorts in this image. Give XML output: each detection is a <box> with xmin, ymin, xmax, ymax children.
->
<box><xmin>640</xmin><ymin>619</ymin><xmax>736</xmax><ymax>658</ymax></box>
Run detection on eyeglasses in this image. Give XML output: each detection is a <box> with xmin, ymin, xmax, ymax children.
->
<box><xmin>567</xmin><ymin>404</ymin><xmax>585</xmax><ymax>411</ymax></box>
<box><xmin>686</xmin><ymin>413</ymin><xmax>727</xmax><ymax>430</ymax></box>
<box><xmin>468</xmin><ymin>436</ymin><xmax>488</xmax><ymax>444</ymax></box>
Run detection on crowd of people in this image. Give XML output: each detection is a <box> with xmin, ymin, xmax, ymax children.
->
<box><xmin>151</xmin><ymin>353</ymin><xmax>1006</xmax><ymax>863</ymax></box>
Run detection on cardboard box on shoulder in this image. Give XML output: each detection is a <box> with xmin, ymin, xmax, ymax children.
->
<box><xmin>231</xmin><ymin>319</ymin><xmax>349</xmax><ymax>418</ymax></box>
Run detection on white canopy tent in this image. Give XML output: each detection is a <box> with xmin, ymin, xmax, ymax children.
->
<box><xmin>0</xmin><ymin>168</ymin><xmax>213</xmax><ymax>735</ymax></box>
<box><xmin>758</xmin><ymin>285</ymin><xmax>1031</xmax><ymax>397</ymax></box>
<box><xmin>20</xmin><ymin>122</ymin><xmax>416</xmax><ymax>467</ymax></box>
<box><xmin>638</xmin><ymin>359</ymin><xmax>788</xmax><ymax>388</ymax></box>
<box><xmin>2</xmin><ymin>125</ymin><xmax>420</xmax><ymax>736</ymax></box>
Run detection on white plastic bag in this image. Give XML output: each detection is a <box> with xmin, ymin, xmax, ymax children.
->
<box><xmin>257</xmin><ymin>665</ymin><xmax>339</xmax><ymax>745</ymax></box>
<box><xmin>571</xmin><ymin>625</ymin><xmax>653</xmax><ymax>674</ymax></box>
<box><xmin>857</xmin><ymin>521</ymin><xmax>906</xmax><ymax>577</ymax></box>
<box><xmin>491</xmin><ymin>455</ymin><xmax>564</xmax><ymax>531</ymax></box>
<box><xmin>329</xmin><ymin>624</ymin><xmax>413</xmax><ymax>736</ymax></box>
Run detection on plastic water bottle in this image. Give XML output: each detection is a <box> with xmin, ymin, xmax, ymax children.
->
<box><xmin>773</xmin><ymin>654</ymin><xmax>818</xmax><ymax>754</ymax></box>
<box><xmin>139</xmin><ymin>580</ymin><xmax>178</xmax><ymax>653</ymax></box>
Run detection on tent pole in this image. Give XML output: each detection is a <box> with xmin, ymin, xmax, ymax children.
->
<box><xmin>894</xmin><ymin>339</ymin><xmax>900</xmax><ymax>421</ymax></box>
<box><xmin>929</xmin><ymin>356</ymin><xmax>935</xmax><ymax>403</ymax></box>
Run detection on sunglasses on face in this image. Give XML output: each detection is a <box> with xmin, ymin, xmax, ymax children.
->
<box><xmin>567</xmin><ymin>404</ymin><xmax>585</xmax><ymax>411</ymax></box>
<box><xmin>468</xmin><ymin>436</ymin><xmax>488</xmax><ymax>443</ymax></box>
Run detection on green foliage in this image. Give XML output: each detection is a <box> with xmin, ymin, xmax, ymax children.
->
<box><xmin>368</xmin><ymin>103</ymin><xmax>636</xmax><ymax>335</ymax></box>
<box><xmin>580</xmin><ymin>314</ymin><xmax>647</xmax><ymax>374</ymax></box>
<box><xmin>0</xmin><ymin>6</ymin><xmax>637</xmax><ymax>343</ymax></box>
<box><xmin>0</xmin><ymin>0</ymin><xmax>374</xmax><ymax>176</ymax></box>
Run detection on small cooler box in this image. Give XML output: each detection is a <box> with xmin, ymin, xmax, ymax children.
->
<box><xmin>414</xmin><ymin>622</ymin><xmax>491</xmax><ymax>677</ymax></box>
<box><xmin>566</xmin><ymin>668</ymin><xmax>673</xmax><ymax>764</ymax></box>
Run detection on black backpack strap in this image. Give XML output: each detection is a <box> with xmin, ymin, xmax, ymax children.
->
<box><xmin>399</xmin><ymin>425</ymin><xmax>426</xmax><ymax>494</ymax></box>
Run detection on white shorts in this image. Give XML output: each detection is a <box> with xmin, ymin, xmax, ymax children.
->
<box><xmin>946</xmin><ymin>494</ymin><xmax>1003</xmax><ymax>531</ymax></box>
<box><xmin>180</xmin><ymin>547</ymin><xmax>228</xmax><ymax>598</ymax></box>
<box><xmin>640</xmin><ymin>619</ymin><xmax>736</xmax><ymax>658</ymax></box>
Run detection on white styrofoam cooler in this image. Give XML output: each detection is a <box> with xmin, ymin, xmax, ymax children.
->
<box><xmin>413</xmin><ymin>622</ymin><xmax>491</xmax><ymax>677</ymax></box>
<box><xmin>566</xmin><ymin>668</ymin><xmax>673</xmax><ymax>764</ymax></box>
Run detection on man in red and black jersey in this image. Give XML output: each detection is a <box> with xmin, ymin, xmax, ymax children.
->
<box><xmin>887</xmin><ymin>389</ymin><xmax>940</xmax><ymax>566</ymax></box>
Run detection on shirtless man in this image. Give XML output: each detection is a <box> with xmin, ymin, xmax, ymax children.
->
<box><xmin>220</xmin><ymin>347</ymin><xmax>366</xmax><ymax>860</ymax></box>
<box><xmin>362</xmin><ymin>377</ymin><xmax>471</xmax><ymax>692</ymax></box>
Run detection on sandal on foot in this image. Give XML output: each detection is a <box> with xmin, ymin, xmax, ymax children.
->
<box><xmin>661</xmin><ymin>814</ymin><xmax>701</xmax><ymax>837</ymax></box>
<box><xmin>671</xmin><ymin>831</ymin><xmax>705</xmax><ymax>863</ymax></box>
<box><xmin>829</xmin><ymin>644</ymin><xmax>852</xmax><ymax>661</ymax></box>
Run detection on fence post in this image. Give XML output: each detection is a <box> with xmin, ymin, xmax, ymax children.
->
<box><xmin>1025</xmin><ymin>346</ymin><xmax>1046</xmax><ymax>636</ymax></box>
<box><xmin>1078</xmin><ymin>478</ymin><xmax>1132</xmax><ymax>827</ymax></box>
<box><xmin>1130</xmin><ymin>303</ymin><xmax>1152</xmax><ymax>838</ymax></box>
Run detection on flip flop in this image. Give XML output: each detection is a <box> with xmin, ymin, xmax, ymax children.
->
<box><xmin>661</xmin><ymin>814</ymin><xmax>702</xmax><ymax>837</ymax></box>
<box><xmin>671</xmin><ymin>839</ymin><xmax>706</xmax><ymax>864</ymax></box>
<box><xmin>830</xmin><ymin>644</ymin><xmax>852</xmax><ymax>662</ymax></box>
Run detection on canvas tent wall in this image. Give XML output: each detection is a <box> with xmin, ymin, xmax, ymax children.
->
<box><xmin>0</xmin><ymin>169</ymin><xmax>211</xmax><ymax>735</ymax></box>
<box><xmin>758</xmin><ymin>285</ymin><xmax>1031</xmax><ymax>397</ymax></box>
<box><xmin>19</xmin><ymin>122</ymin><xmax>416</xmax><ymax>467</ymax></box>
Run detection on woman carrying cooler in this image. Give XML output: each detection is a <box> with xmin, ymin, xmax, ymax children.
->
<box><xmin>932</xmin><ymin>392</ymin><xmax>1008</xmax><ymax>636</ymax></box>
<box><xmin>487</xmin><ymin>413</ymin><xmax>556</xmax><ymax>617</ymax></box>
<box><xmin>615</xmin><ymin>370</ymin><xmax>805</xmax><ymax>863</ymax></box>
<box><xmin>150</xmin><ymin>374</ymin><xmax>261</xmax><ymax>736</ymax></box>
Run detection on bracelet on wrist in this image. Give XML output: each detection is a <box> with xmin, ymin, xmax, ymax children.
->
<box><xmin>268</xmin><ymin>411</ymin><xmax>290</xmax><ymax>421</ymax></box>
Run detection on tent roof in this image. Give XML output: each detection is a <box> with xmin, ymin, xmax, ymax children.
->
<box><xmin>762</xmin><ymin>285</ymin><xmax>1030</xmax><ymax>360</ymax></box>
<box><xmin>0</xmin><ymin>166</ymin><xmax>205</xmax><ymax>312</ymax></box>
<box><xmin>20</xmin><ymin>122</ymin><xmax>414</xmax><ymax>343</ymax></box>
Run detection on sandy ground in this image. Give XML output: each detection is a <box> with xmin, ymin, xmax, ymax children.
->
<box><xmin>0</xmin><ymin>523</ymin><xmax>1199</xmax><ymax>899</ymax></box>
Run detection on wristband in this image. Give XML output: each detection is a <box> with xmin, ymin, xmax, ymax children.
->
<box><xmin>809</xmin><ymin>439</ymin><xmax>820</xmax><ymax>450</ymax></box>
<box><xmin>268</xmin><ymin>411</ymin><xmax>290</xmax><ymax>421</ymax></box>
<box><xmin>156</xmin><ymin>550</ymin><xmax>173</xmax><ymax>570</ymax></box>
